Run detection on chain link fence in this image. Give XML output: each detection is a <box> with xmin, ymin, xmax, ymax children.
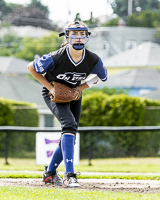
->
<box><xmin>0</xmin><ymin>126</ymin><xmax>160</xmax><ymax>166</ymax></box>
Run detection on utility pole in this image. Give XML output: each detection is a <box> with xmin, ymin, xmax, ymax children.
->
<box><xmin>67</xmin><ymin>0</ymin><xmax>71</xmax><ymax>22</ymax></box>
<box><xmin>128</xmin><ymin>0</ymin><xmax>133</xmax><ymax>16</ymax></box>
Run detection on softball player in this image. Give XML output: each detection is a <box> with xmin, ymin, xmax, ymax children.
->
<box><xmin>27</xmin><ymin>21</ymin><xmax>107</xmax><ymax>188</ymax></box>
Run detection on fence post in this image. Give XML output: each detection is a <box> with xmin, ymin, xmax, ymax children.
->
<box><xmin>88</xmin><ymin>132</ymin><xmax>92</xmax><ymax>166</ymax></box>
<box><xmin>5</xmin><ymin>132</ymin><xmax>9</xmax><ymax>165</ymax></box>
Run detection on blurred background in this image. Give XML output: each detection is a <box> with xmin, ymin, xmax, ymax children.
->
<box><xmin>1</xmin><ymin>0</ymin><xmax>160</xmax><ymax>168</ymax></box>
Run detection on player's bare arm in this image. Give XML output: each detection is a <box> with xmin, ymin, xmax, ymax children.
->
<box><xmin>27</xmin><ymin>62</ymin><xmax>54</xmax><ymax>93</ymax></box>
<box><xmin>77</xmin><ymin>82</ymin><xmax>89</xmax><ymax>91</ymax></box>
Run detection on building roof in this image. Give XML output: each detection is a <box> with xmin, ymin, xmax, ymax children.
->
<box><xmin>142</xmin><ymin>89</ymin><xmax>160</xmax><ymax>101</ymax></box>
<box><xmin>0</xmin><ymin>25</ymin><xmax>50</xmax><ymax>38</ymax></box>
<box><xmin>98</xmin><ymin>68</ymin><xmax>160</xmax><ymax>89</ymax></box>
<box><xmin>0</xmin><ymin>74</ymin><xmax>45</xmax><ymax>105</ymax></box>
<box><xmin>103</xmin><ymin>42</ymin><xmax>160</xmax><ymax>68</ymax></box>
<box><xmin>0</xmin><ymin>57</ymin><xmax>30</xmax><ymax>74</ymax></box>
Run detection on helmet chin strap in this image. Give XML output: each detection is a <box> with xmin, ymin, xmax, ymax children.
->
<box><xmin>72</xmin><ymin>43</ymin><xmax>85</xmax><ymax>50</ymax></box>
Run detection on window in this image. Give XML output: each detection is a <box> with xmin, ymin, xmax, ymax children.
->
<box><xmin>125</xmin><ymin>40</ymin><xmax>137</xmax><ymax>50</ymax></box>
<box><xmin>102</xmin><ymin>40</ymin><xmax>109</xmax><ymax>56</ymax></box>
<box><xmin>45</xmin><ymin>115</ymin><xmax>54</xmax><ymax>127</ymax></box>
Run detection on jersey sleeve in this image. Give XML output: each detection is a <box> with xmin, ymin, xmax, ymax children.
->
<box><xmin>91</xmin><ymin>57</ymin><xmax>107</xmax><ymax>82</ymax></box>
<box><xmin>33</xmin><ymin>54</ymin><xmax>55</xmax><ymax>74</ymax></box>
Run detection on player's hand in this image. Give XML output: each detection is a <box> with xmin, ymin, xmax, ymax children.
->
<box><xmin>49</xmin><ymin>86</ymin><xmax>55</xmax><ymax>97</ymax></box>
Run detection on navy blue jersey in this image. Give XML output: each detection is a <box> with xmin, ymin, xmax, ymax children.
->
<box><xmin>33</xmin><ymin>45</ymin><xmax>107</xmax><ymax>88</ymax></box>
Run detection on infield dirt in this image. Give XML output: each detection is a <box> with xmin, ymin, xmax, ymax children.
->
<box><xmin>0</xmin><ymin>178</ymin><xmax>160</xmax><ymax>193</ymax></box>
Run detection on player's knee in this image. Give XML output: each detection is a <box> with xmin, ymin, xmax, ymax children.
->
<box><xmin>62</xmin><ymin>121</ymin><xmax>77</xmax><ymax>136</ymax></box>
<box><xmin>59</xmin><ymin>132</ymin><xmax>76</xmax><ymax>149</ymax></box>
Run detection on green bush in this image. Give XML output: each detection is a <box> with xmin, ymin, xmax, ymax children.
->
<box><xmin>143</xmin><ymin>98</ymin><xmax>160</xmax><ymax>126</ymax></box>
<box><xmin>82</xmin><ymin>87</ymin><xmax>128</xmax><ymax>96</ymax></box>
<box><xmin>80</xmin><ymin>93</ymin><xmax>145</xmax><ymax>126</ymax></box>
<box><xmin>0</xmin><ymin>98</ymin><xmax>14</xmax><ymax>157</ymax></box>
<box><xmin>0</xmin><ymin>98</ymin><xmax>39</xmax><ymax>158</ymax></box>
<box><xmin>0</xmin><ymin>98</ymin><xmax>39</xmax><ymax>126</ymax></box>
<box><xmin>79</xmin><ymin>93</ymin><xmax>160</xmax><ymax>158</ymax></box>
<box><xmin>0</xmin><ymin>98</ymin><xmax>14</xmax><ymax>126</ymax></box>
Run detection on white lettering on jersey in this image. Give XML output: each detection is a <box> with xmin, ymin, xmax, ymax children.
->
<box><xmin>35</xmin><ymin>60</ymin><xmax>44</xmax><ymax>73</ymax></box>
<box><xmin>56</xmin><ymin>72</ymin><xmax>87</xmax><ymax>85</ymax></box>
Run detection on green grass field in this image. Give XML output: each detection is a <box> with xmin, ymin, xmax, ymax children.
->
<box><xmin>1</xmin><ymin>157</ymin><xmax>160</xmax><ymax>172</ymax></box>
<box><xmin>0</xmin><ymin>186</ymin><xmax>160</xmax><ymax>200</ymax></box>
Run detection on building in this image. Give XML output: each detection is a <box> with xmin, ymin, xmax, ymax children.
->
<box><xmin>103</xmin><ymin>42</ymin><xmax>160</xmax><ymax>68</ymax></box>
<box><xmin>96</xmin><ymin>42</ymin><xmax>160</xmax><ymax>97</ymax></box>
<box><xmin>0</xmin><ymin>57</ymin><xmax>56</xmax><ymax>127</ymax></box>
<box><xmin>98</xmin><ymin>68</ymin><xmax>160</xmax><ymax>96</ymax></box>
<box><xmin>88</xmin><ymin>26</ymin><xmax>157</xmax><ymax>61</ymax></box>
<box><xmin>0</xmin><ymin>57</ymin><xmax>30</xmax><ymax>74</ymax></box>
<box><xmin>142</xmin><ymin>89</ymin><xmax>160</xmax><ymax>101</ymax></box>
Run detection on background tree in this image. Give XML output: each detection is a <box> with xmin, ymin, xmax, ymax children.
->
<box><xmin>74</xmin><ymin>13</ymin><xmax>81</xmax><ymax>21</ymax></box>
<box><xmin>0</xmin><ymin>27</ymin><xmax>22</xmax><ymax>56</ymax></box>
<box><xmin>0</xmin><ymin>0</ymin><xmax>21</xmax><ymax>20</ymax></box>
<box><xmin>101</xmin><ymin>17</ymin><xmax>119</xmax><ymax>27</ymax></box>
<box><xmin>127</xmin><ymin>10</ymin><xmax>160</xmax><ymax>27</ymax></box>
<box><xmin>0</xmin><ymin>0</ymin><xmax>58</xmax><ymax>30</ymax></box>
<box><xmin>15</xmin><ymin>32</ymin><xmax>63</xmax><ymax>61</ymax></box>
<box><xmin>28</xmin><ymin>0</ymin><xmax>49</xmax><ymax>18</ymax></box>
<box><xmin>84</xmin><ymin>12</ymin><xmax>100</xmax><ymax>28</ymax></box>
<box><xmin>111</xmin><ymin>0</ymin><xmax>160</xmax><ymax>20</ymax></box>
<box><xmin>0</xmin><ymin>29</ymin><xmax>62</xmax><ymax>60</ymax></box>
<box><xmin>7</xmin><ymin>5</ymin><xmax>57</xmax><ymax>30</ymax></box>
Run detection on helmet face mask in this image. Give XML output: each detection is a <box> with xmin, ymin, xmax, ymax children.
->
<box><xmin>69</xmin><ymin>35</ymin><xmax>85</xmax><ymax>50</ymax></box>
<box><xmin>65</xmin><ymin>28</ymin><xmax>89</xmax><ymax>50</ymax></box>
<box><xmin>59</xmin><ymin>22</ymin><xmax>91</xmax><ymax>50</ymax></box>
